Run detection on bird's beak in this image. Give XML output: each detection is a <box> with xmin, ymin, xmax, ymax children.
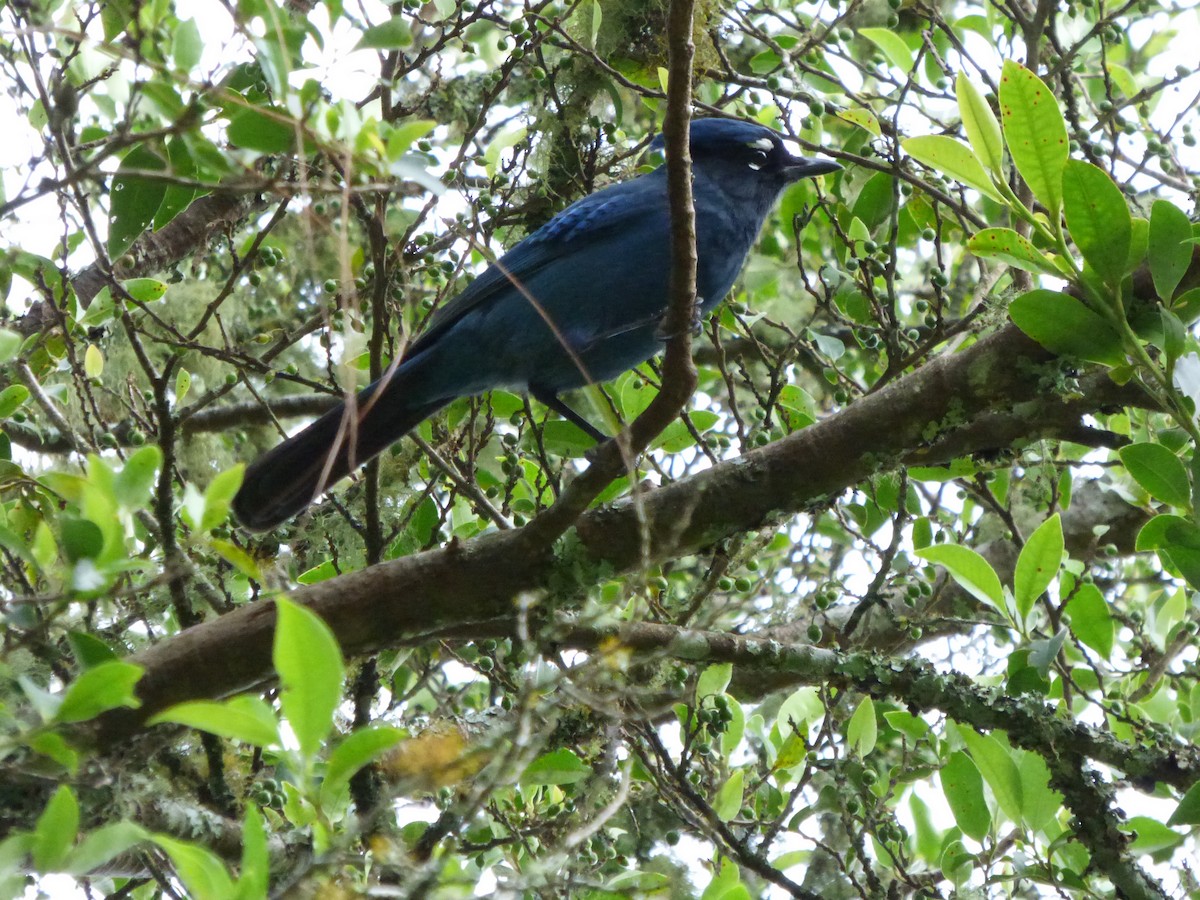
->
<box><xmin>783</xmin><ymin>154</ymin><xmax>843</xmax><ymax>181</ymax></box>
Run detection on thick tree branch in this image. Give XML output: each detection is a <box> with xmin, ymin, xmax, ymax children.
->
<box><xmin>86</xmin><ymin>322</ymin><xmax>1146</xmax><ymax>747</ymax></box>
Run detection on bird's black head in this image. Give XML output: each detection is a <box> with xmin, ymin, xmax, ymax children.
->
<box><xmin>651</xmin><ymin>118</ymin><xmax>842</xmax><ymax>184</ymax></box>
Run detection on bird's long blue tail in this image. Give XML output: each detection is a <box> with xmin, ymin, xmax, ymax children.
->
<box><xmin>232</xmin><ymin>367</ymin><xmax>447</xmax><ymax>531</ymax></box>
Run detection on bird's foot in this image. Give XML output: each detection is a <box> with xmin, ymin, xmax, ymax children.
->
<box><xmin>583</xmin><ymin>439</ymin><xmax>611</xmax><ymax>464</ymax></box>
<box><xmin>655</xmin><ymin>297</ymin><xmax>705</xmax><ymax>341</ymax></box>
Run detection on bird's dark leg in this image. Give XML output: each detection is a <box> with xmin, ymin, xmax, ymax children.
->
<box><xmin>654</xmin><ymin>296</ymin><xmax>705</xmax><ymax>341</ymax></box>
<box><xmin>529</xmin><ymin>385</ymin><xmax>608</xmax><ymax>443</ymax></box>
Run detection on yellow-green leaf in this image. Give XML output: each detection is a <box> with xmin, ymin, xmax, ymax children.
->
<box><xmin>903</xmin><ymin>135</ymin><xmax>1005</xmax><ymax>203</ymax></box>
<box><xmin>998</xmin><ymin>60</ymin><xmax>1068</xmax><ymax>218</ymax></box>
<box><xmin>836</xmin><ymin>108</ymin><xmax>881</xmax><ymax>137</ymax></box>
<box><xmin>956</xmin><ymin>74</ymin><xmax>1004</xmax><ymax>175</ymax></box>
<box><xmin>859</xmin><ymin>28</ymin><xmax>914</xmax><ymax>73</ymax></box>
<box><xmin>1013</xmin><ymin>513</ymin><xmax>1063</xmax><ymax>620</ymax></box>
<box><xmin>84</xmin><ymin>344</ymin><xmax>104</xmax><ymax>379</ymax></box>
<box><xmin>847</xmin><ymin>697</ymin><xmax>877</xmax><ymax>756</ymax></box>
<box><xmin>968</xmin><ymin>227</ymin><xmax>1059</xmax><ymax>275</ymax></box>
<box><xmin>917</xmin><ymin>544</ymin><xmax>1003</xmax><ymax>612</ymax></box>
<box><xmin>274</xmin><ymin>596</ymin><xmax>345</xmax><ymax>758</ymax></box>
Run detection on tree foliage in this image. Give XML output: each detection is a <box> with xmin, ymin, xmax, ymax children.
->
<box><xmin>1</xmin><ymin>0</ymin><xmax>1199</xmax><ymax>896</ymax></box>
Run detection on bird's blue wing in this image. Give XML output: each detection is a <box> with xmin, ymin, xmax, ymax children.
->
<box><xmin>406</xmin><ymin>174</ymin><xmax>665</xmax><ymax>358</ymax></box>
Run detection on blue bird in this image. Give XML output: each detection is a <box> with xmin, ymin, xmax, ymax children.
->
<box><xmin>233</xmin><ymin>118</ymin><xmax>840</xmax><ymax>530</ymax></box>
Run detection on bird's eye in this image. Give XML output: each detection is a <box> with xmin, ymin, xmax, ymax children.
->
<box><xmin>748</xmin><ymin>148</ymin><xmax>769</xmax><ymax>171</ymax></box>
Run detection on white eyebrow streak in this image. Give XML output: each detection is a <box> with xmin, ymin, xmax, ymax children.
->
<box><xmin>749</xmin><ymin>137</ymin><xmax>774</xmax><ymax>151</ymax></box>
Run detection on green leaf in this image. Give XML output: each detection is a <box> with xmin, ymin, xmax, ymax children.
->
<box><xmin>274</xmin><ymin>596</ymin><xmax>345</xmax><ymax>757</ymax></box>
<box><xmin>1167</xmin><ymin>779</ymin><xmax>1200</xmax><ymax>826</ymax></box>
<box><xmin>1162</xmin><ymin>308</ymin><xmax>1186</xmax><ymax>371</ymax></box>
<box><xmin>851</xmin><ymin>171</ymin><xmax>896</xmax><ymax>232</ymax></box>
<box><xmin>84</xmin><ymin>344</ymin><xmax>104</xmax><ymax>379</ymax></box>
<box><xmin>210</xmin><ymin>538</ymin><xmax>263</xmax><ymax>581</ymax></box>
<box><xmin>122</xmin><ymin>278</ymin><xmax>168</xmax><ymax>303</ymax></box>
<box><xmin>696</xmin><ymin>663</ymin><xmax>732</xmax><ymax>700</ymax></box>
<box><xmin>702</xmin><ymin>859</ymin><xmax>749</xmax><ymax>900</ymax></box>
<box><xmin>386</xmin><ymin>118</ymin><xmax>436</xmax><ymax>161</ymax></box>
<box><xmin>148</xmin><ymin>696</ymin><xmax>280</xmax><ymax>746</ymax></box>
<box><xmin>1061</xmin><ymin>160</ymin><xmax>1131</xmax><ymax>288</ymax></box>
<box><xmin>903</xmin><ymin>135</ymin><xmax>1004</xmax><ymax>203</ymax></box>
<box><xmin>859</xmin><ymin>28</ymin><xmax>914</xmax><ymax>72</ymax></box>
<box><xmin>68</xmin><ymin>631</ymin><xmax>118</xmax><ymax>668</ymax></box>
<box><xmin>998</xmin><ymin>60</ymin><xmax>1068</xmax><ymax>218</ymax></box>
<box><xmin>835</xmin><ymin>108</ymin><xmax>881</xmax><ymax>137</ymax></box>
<box><xmin>33</xmin><ymin>786</ymin><xmax>79</xmax><ymax>871</ymax></box>
<box><xmin>1127</xmin><ymin>216</ymin><xmax>1150</xmax><ymax>275</ymax></box>
<box><xmin>109</xmin><ymin>144</ymin><xmax>168</xmax><ymax>258</ymax></box>
<box><xmin>774</xmin><ymin>686</ymin><xmax>824</xmax><ymax>739</ymax></box>
<box><xmin>100</xmin><ymin>0</ymin><xmax>132</xmax><ymax>41</ymax></box>
<box><xmin>652</xmin><ymin>410</ymin><xmax>719</xmax><ymax>453</ymax></box>
<box><xmin>958</xmin><ymin>727</ymin><xmax>1022</xmax><ymax>823</ymax></box>
<box><xmin>320</xmin><ymin>725</ymin><xmax>405</xmax><ymax>807</ymax></box>
<box><xmin>65</xmin><ymin>822</ymin><xmax>148</xmax><ymax>876</ymax></box>
<box><xmin>956</xmin><ymin>74</ymin><xmax>1004</xmax><ymax>176</ymax></box>
<box><xmin>114</xmin><ymin>445</ymin><xmax>162</xmax><ymax>509</ymax></box>
<box><xmin>749</xmin><ymin>50</ymin><xmax>780</xmax><ymax>74</ymax></box>
<box><xmin>201</xmin><ymin>464</ymin><xmax>245</xmax><ymax>531</ymax></box>
<box><xmin>909</xmin><ymin>793</ymin><xmax>940</xmax><ymax>863</ymax></box>
<box><xmin>26</xmin><ymin>734</ymin><xmax>78</xmax><ymax>777</ymax></box>
<box><xmin>56</xmin><ymin>661</ymin><xmax>143</xmax><ymax>724</ymax></box>
<box><xmin>0</xmin><ymin>328</ymin><xmax>22</xmax><ymax>364</ymax></box>
<box><xmin>1150</xmin><ymin>200</ymin><xmax>1194</xmax><ymax>302</ymax></box>
<box><xmin>1139</xmin><ymin>514</ymin><xmax>1200</xmax><ymax>552</ymax></box>
<box><xmin>941</xmin><ymin>750</ymin><xmax>990</xmax><ymax>840</ymax></box>
<box><xmin>356</xmin><ymin>16</ymin><xmax>413</xmax><ymax>49</ymax></box>
<box><xmin>521</xmin><ymin>748</ymin><xmax>593</xmax><ymax>786</ymax></box>
<box><xmin>590</xmin><ymin>0</ymin><xmax>603</xmax><ymax>47</ymax></box>
<box><xmin>1008</xmin><ymin>289</ymin><xmax>1125</xmax><ymax>366</ymax></box>
<box><xmin>1013</xmin><ymin>513</ymin><xmax>1063</xmax><ymax>620</ymax></box>
<box><xmin>941</xmin><ymin>840</ymin><xmax>974</xmax><ymax>888</ymax></box>
<box><xmin>0</xmin><ymin>384</ymin><xmax>31</xmax><ymax>419</ymax></box>
<box><xmin>155</xmin><ymin>138</ymin><xmax>202</xmax><ymax>231</ymax></box>
<box><xmin>1119</xmin><ymin>442</ymin><xmax>1191</xmax><ymax>507</ymax></box>
<box><xmin>153</xmin><ymin>835</ymin><xmax>236</xmax><ymax>900</ymax></box>
<box><xmin>227</xmin><ymin>107</ymin><xmax>296</xmax><ymax>154</ymax></box>
<box><xmin>968</xmin><ymin>227</ymin><xmax>1059</xmax><ymax>275</ymax></box>
<box><xmin>917</xmin><ymin>544</ymin><xmax>1003</xmax><ymax>611</ymax></box>
<box><xmin>236</xmin><ymin>806</ymin><xmax>269</xmax><ymax>900</ymax></box>
<box><xmin>1064</xmin><ymin>582</ymin><xmax>1113</xmax><ymax>658</ymax></box>
<box><xmin>1125</xmin><ymin>816</ymin><xmax>1183</xmax><ymax>855</ymax></box>
<box><xmin>1016</xmin><ymin>749</ymin><xmax>1061</xmax><ymax>832</ymax></box>
<box><xmin>847</xmin><ymin>697</ymin><xmax>877</xmax><ymax>756</ymax></box>
<box><xmin>172</xmin><ymin>18</ymin><xmax>203</xmax><ymax>71</ymax></box>
<box><xmin>61</xmin><ymin>517</ymin><xmax>103</xmax><ymax>563</ymax></box>
<box><xmin>713</xmin><ymin>769</ymin><xmax>744</xmax><ymax>822</ymax></box>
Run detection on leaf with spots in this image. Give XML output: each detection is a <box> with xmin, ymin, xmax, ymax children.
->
<box><xmin>836</xmin><ymin>108</ymin><xmax>881</xmax><ymax>137</ymax></box>
<box><xmin>967</xmin><ymin>227</ymin><xmax>1059</xmax><ymax>275</ymax></box>
<box><xmin>998</xmin><ymin>60</ymin><xmax>1068</xmax><ymax>219</ymax></box>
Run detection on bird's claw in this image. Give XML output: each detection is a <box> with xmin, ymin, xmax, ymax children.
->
<box><xmin>655</xmin><ymin>297</ymin><xmax>705</xmax><ymax>341</ymax></box>
<box><xmin>583</xmin><ymin>439</ymin><xmax>610</xmax><ymax>464</ymax></box>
